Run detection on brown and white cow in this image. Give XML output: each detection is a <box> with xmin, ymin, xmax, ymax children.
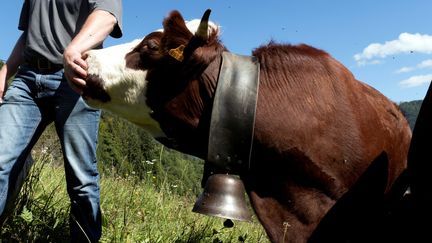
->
<box><xmin>83</xmin><ymin>10</ymin><xmax>411</xmax><ymax>243</ymax></box>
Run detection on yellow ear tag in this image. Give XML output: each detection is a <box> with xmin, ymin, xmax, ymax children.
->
<box><xmin>168</xmin><ymin>45</ymin><xmax>185</xmax><ymax>62</ymax></box>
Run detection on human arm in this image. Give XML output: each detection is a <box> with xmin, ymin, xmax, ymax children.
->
<box><xmin>63</xmin><ymin>9</ymin><xmax>118</xmax><ymax>93</ymax></box>
<box><xmin>0</xmin><ymin>33</ymin><xmax>26</xmax><ymax>103</ymax></box>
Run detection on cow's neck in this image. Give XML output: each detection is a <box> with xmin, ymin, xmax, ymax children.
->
<box><xmin>152</xmin><ymin>54</ymin><xmax>223</xmax><ymax>158</ymax></box>
<box><xmin>197</xmin><ymin>54</ymin><xmax>222</xmax><ymax>102</ymax></box>
<box><xmin>185</xmin><ymin>54</ymin><xmax>223</xmax><ymax>158</ymax></box>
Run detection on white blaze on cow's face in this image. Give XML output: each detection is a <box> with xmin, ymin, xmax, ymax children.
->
<box><xmin>84</xmin><ymin>39</ymin><xmax>166</xmax><ymax>137</ymax></box>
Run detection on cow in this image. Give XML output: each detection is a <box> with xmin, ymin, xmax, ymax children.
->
<box><xmin>82</xmin><ymin>10</ymin><xmax>411</xmax><ymax>242</ymax></box>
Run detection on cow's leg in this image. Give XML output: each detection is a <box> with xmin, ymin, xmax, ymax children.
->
<box><xmin>309</xmin><ymin>152</ymin><xmax>390</xmax><ymax>242</ymax></box>
<box><xmin>247</xmin><ymin>184</ymin><xmax>334</xmax><ymax>243</ymax></box>
<box><xmin>246</xmin><ymin>152</ymin><xmax>395</xmax><ymax>243</ymax></box>
<box><xmin>243</xmin><ymin>147</ymin><xmax>344</xmax><ymax>242</ymax></box>
<box><xmin>243</xmin><ymin>156</ymin><xmax>339</xmax><ymax>243</ymax></box>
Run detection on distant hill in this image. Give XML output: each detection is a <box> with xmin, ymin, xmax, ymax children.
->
<box><xmin>399</xmin><ymin>100</ymin><xmax>423</xmax><ymax>130</ymax></box>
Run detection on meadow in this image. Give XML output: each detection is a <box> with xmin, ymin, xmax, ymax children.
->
<box><xmin>0</xmin><ymin>119</ymin><xmax>269</xmax><ymax>242</ymax></box>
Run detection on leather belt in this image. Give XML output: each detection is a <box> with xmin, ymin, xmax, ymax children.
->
<box><xmin>207</xmin><ymin>52</ymin><xmax>260</xmax><ymax>171</ymax></box>
<box><xmin>24</xmin><ymin>56</ymin><xmax>63</xmax><ymax>73</ymax></box>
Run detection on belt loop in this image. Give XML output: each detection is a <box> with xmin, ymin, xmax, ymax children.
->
<box><xmin>37</xmin><ymin>58</ymin><xmax>50</xmax><ymax>70</ymax></box>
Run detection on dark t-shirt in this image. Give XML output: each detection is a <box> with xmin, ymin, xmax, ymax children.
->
<box><xmin>19</xmin><ymin>0</ymin><xmax>123</xmax><ymax>64</ymax></box>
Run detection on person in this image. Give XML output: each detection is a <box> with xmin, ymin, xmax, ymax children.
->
<box><xmin>0</xmin><ymin>0</ymin><xmax>122</xmax><ymax>241</ymax></box>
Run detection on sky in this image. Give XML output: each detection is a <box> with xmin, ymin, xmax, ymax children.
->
<box><xmin>1</xmin><ymin>0</ymin><xmax>432</xmax><ymax>103</ymax></box>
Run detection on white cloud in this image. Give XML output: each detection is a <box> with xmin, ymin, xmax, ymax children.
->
<box><xmin>396</xmin><ymin>66</ymin><xmax>415</xmax><ymax>74</ymax></box>
<box><xmin>399</xmin><ymin>74</ymin><xmax>432</xmax><ymax>88</ymax></box>
<box><xmin>395</xmin><ymin>59</ymin><xmax>432</xmax><ymax>74</ymax></box>
<box><xmin>354</xmin><ymin>33</ymin><xmax>432</xmax><ymax>65</ymax></box>
<box><xmin>357</xmin><ymin>59</ymin><xmax>383</xmax><ymax>66</ymax></box>
<box><xmin>418</xmin><ymin>59</ymin><xmax>432</xmax><ymax>69</ymax></box>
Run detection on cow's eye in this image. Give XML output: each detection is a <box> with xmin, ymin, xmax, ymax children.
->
<box><xmin>147</xmin><ymin>39</ymin><xmax>159</xmax><ymax>50</ymax></box>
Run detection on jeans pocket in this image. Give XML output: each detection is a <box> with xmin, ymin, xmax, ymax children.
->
<box><xmin>3</xmin><ymin>79</ymin><xmax>35</xmax><ymax>104</ymax></box>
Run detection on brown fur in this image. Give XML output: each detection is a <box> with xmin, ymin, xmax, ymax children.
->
<box><xmin>125</xmin><ymin>10</ymin><xmax>411</xmax><ymax>242</ymax></box>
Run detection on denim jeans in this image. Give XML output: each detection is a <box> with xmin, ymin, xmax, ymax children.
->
<box><xmin>0</xmin><ymin>66</ymin><xmax>102</xmax><ymax>242</ymax></box>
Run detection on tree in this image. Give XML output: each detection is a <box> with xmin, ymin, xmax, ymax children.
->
<box><xmin>96</xmin><ymin>111</ymin><xmax>204</xmax><ymax>195</ymax></box>
<box><xmin>399</xmin><ymin>100</ymin><xmax>423</xmax><ymax>130</ymax></box>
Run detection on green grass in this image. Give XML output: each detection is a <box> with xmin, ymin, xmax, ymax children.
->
<box><xmin>0</xmin><ymin>153</ymin><xmax>269</xmax><ymax>242</ymax></box>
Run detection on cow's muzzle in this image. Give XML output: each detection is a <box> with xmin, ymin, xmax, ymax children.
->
<box><xmin>83</xmin><ymin>74</ymin><xmax>111</xmax><ymax>102</ymax></box>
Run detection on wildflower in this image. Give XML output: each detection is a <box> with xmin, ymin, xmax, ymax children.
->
<box><xmin>145</xmin><ymin>160</ymin><xmax>154</xmax><ymax>165</ymax></box>
<box><xmin>41</xmin><ymin>146</ymin><xmax>48</xmax><ymax>154</ymax></box>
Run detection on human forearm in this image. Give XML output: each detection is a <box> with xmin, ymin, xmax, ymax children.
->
<box><xmin>0</xmin><ymin>33</ymin><xmax>26</xmax><ymax>100</ymax></box>
<box><xmin>65</xmin><ymin>9</ymin><xmax>117</xmax><ymax>55</ymax></box>
<box><xmin>1</xmin><ymin>33</ymin><xmax>25</xmax><ymax>80</ymax></box>
<box><xmin>63</xmin><ymin>9</ymin><xmax>118</xmax><ymax>93</ymax></box>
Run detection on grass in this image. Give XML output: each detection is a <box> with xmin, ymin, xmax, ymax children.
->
<box><xmin>0</xmin><ymin>152</ymin><xmax>270</xmax><ymax>242</ymax></box>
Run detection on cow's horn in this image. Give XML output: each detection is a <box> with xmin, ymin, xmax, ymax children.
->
<box><xmin>195</xmin><ymin>9</ymin><xmax>211</xmax><ymax>41</ymax></box>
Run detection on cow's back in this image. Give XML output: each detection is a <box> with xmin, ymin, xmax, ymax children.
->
<box><xmin>245</xmin><ymin>42</ymin><xmax>411</xmax><ymax>242</ymax></box>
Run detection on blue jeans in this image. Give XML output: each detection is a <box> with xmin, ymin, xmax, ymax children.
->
<box><xmin>0</xmin><ymin>66</ymin><xmax>102</xmax><ymax>242</ymax></box>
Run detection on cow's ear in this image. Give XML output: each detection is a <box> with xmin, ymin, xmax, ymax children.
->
<box><xmin>161</xmin><ymin>11</ymin><xmax>193</xmax><ymax>55</ymax></box>
<box><xmin>162</xmin><ymin>10</ymin><xmax>214</xmax><ymax>63</ymax></box>
<box><xmin>162</xmin><ymin>11</ymin><xmax>193</xmax><ymax>41</ymax></box>
<box><xmin>163</xmin><ymin>10</ymin><xmax>186</xmax><ymax>28</ymax></box>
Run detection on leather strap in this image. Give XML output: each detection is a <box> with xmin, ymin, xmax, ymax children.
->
<box><xmin>24</xmin><ymin>56</ymin><xmax>63</xmax><ymax>72</ymax></box>
<box><xmin>207</xmin><ymin>52</ymin><xmax>260</xmax><ymax>170</ymax></box>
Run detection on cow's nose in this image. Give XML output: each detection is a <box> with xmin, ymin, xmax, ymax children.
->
<box><xmin>82</xmin><ymin>52</ymin><xmax>89</xmax><ymax>61</ymax></box>
<box><xmin>84</xmin><ymin>50</ymin><xmax>99</xmax><ymax>75</ymax></box>
<box><xmin>83</xmin><ymin>50</ymin><xmax>97</xmax><ymax>62</ymax></box>
<box><xmin>82</xmin><ymin>51</ymin><xmax>92</xmax><ymax>70</ymax></box>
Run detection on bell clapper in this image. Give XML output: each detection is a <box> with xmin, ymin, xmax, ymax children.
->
<box><xmin>223</xmin><ymin>219</ymin><xmax>234</xmax><ymax>228</ymax></box>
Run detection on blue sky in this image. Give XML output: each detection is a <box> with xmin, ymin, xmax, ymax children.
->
<box><xmin>1</xmin><ymin>0</ymin><xmax>432</xmax><ymax>102</ymax></box>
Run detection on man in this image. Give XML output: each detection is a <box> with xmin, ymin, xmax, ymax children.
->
<box><xmin>0</xmin><ymin>0</ymin><xmax>122</xmax><ymax>241</ymax></box>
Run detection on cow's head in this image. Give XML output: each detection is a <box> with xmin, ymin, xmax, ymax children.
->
<box><xmin>84</xmin><ymin>9</ymin><xmax>225</xmax><ymax>155</ymax></box>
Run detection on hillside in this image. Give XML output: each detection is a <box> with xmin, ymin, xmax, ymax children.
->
<box><xmin>399</xmin><ymin>100</ymin><xmax>423</xmax><ymax>130</ymax></box>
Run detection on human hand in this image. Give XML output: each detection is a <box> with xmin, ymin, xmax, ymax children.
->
<box><xmin>0</xmin><ymin>81</ymin><xmax>6</xmax><ymax>103</ymax></box>
<box><xmin>0</xmin><ymin>66</ymin><xmax>8</xmax><ymax>103</ymax></box>
<box><xmin>63</xmin><ymin>45</ymin><xmax>88</xmax><ymax>94</ymax></box>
